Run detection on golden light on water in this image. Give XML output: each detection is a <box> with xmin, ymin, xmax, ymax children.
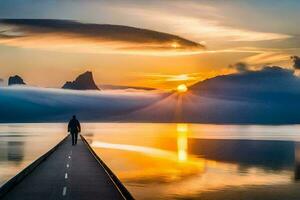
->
<box><xmin>177</xmin><ymin>84</ymin><xmax>188</xmax><ymax>93</ymax></box>
<box><xmin>84</xmin><ymin>123</ymin><xmax>295</xmax><ymax>199</ymax></box>
<box><xmin>177</xmin><ymin>123</ymin><xmax>188</xmax><ymax>162</ymax></box>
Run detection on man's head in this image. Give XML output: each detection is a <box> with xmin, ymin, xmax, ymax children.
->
<box><xmin>72</xmin><ymin>115</ymin><xmax>76</xmax><ymax>119</ymax></box>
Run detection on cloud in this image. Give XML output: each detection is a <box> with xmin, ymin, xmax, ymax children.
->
<box><xmin>291</xmin><ymin>56</ymin><xmax>300</xmax><ymax>69</ymax></box>
<box><xmin>139</xmin><ymin>72</ymin><xmax>203</xmax><ymax>89</ymax></box>
<box><xmin>143</xmin><ymin>73</ymin><xmax>201</xmax><ymax>82</ymax></box>
<box><xmin>242</xmin><ymin>52</ymin><xmax>292</xmax><ymax>67</ymax></box>
<box><xmin>229</xmin><ymin>62</ymin><xmax>249</xmax><ymax>73</ymax></box>
<box><xmin>116</xmin><ymin>6</ymin><xmax>292</xmax><ymax>43</ymax></box>
<box><xmin>190</xmin><ymin>66</ymin><xmax>300</xmax><ymax>102</ymax></box>
<box><xmin>3</xmin><ymin>66</ymin><xmax>300</xmax><ymax>124</ymax></box>
<box><xmin>127</xmin><ymin>66</ymin><xmax>300</xmax><ymax>124</ymax></box>
<box><xmin>0</xmin><ymin>86</ymin><xmax>169</xmax><ymax>122</ymax></box>
<box><xmin>0</xmin><ymin>19</ymin><xmax>204</xmax><ymax>55</ymax></box>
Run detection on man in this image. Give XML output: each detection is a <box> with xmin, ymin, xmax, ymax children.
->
<box><xmin>68</xmin><ymin>115</ymin><xmax>81</xmax><ymax>145</ymax></box>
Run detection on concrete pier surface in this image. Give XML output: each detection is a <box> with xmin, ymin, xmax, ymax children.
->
<box><xmin>0</xmin><ymin>136</ymin><xmax>133</xmax><ymax>200</ymax></box>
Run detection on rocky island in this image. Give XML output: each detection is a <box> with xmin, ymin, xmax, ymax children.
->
<box><xmin>8</xmin><ymin>75</ymin><xmax>26</xmax><ymax>85</ymax></box>
<box><xmin>62</xmin><ymin>71</ymin><xmax>100</xmax><ymax>90</ymax></box>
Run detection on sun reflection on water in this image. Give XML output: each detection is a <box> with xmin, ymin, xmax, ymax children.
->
<box><xmin>83</xmin><ymin>123</ymin><xmax>296</xmax><ymax>200</ymax></box>
<box><xmin>177</xmin><ymin>123</ymin><xmax>188</xmax><ymax>162</ymax></box>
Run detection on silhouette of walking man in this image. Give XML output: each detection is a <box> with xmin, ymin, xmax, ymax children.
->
<box><xmin>68</xmin><ymin>115</ymin><xmax>81</xmax><ymax>145</ymax></box>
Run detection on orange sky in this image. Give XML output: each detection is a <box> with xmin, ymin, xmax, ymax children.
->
<box><xmin>0</xmin><ymin>0</ymin><xmax>299</xmax><ymax>89</ymax></box>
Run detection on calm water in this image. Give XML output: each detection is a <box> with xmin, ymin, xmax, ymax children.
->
<box><xmin>2</xmin><ymin>123</ymin><xmax>300</xmax><ymax>199</ymax></box>
<box><xmin>0</xmin><ymin>124</ymin><xmax>67</xmax><ymax>186</ymax></box>
<box><xmin>82</xmin><ymin>123</ymin><xmax>300</xmax><ymax>200</ymax></box>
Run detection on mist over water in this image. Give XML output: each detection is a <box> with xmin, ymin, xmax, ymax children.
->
<box><xmin>0</xmin><ymin>86</ymin><xmax>168</xmax><ymax>122</ymax></box>
<box><xmin>2</xmin><ymin>78</ymin><xmax>300</xmax><ymax>124</ymax></box>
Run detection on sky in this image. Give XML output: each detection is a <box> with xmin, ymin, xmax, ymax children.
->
<box><xmin>0</xmin><ymin>0</ymin><xmax>299</xmax><ymax>89</ymax></box>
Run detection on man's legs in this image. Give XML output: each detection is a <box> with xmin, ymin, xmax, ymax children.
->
<box><xmin>75</xmin><ymin>133</ymin><xmax>78</xmax><ymax>145</ymax></box>
<box><xmin>71</xmin><ymin>133</ymin><xmax>75</xmax><ymax>145</ymax></box>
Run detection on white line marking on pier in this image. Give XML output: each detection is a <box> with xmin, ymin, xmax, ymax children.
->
<box><xmin>65</xmin><ymin>173</ymin><xmax>68</xmax><ymax>179</ymax></box>
<box><xmin>66</xmin><ymin>164</ymin><xmax>69</xmax><ymax>168</ymax></box>
<box><xmin>62</xmin><ymin>186</ymin><xmax>67</xmax><ymax>196</ymax></box>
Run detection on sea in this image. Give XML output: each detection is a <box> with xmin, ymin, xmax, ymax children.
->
<box><xmin>2</xmin><ymin>123</ymin><xmax>300</xmax><ymax>199</ymax></box>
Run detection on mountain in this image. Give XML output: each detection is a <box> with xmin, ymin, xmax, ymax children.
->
<box><xmin>62</xmin><ymin>71</ymin><xmax>100</xmax><ymax>90</ymax></box>
<box><xmin>8</xmin><ymin>75</ymin><xmax>26</xmax><ymax>85</ymax></box>
<box><xmin>189</xmin><ymin>66</ymin><xmax>300</xmax><ymax>102</ymax></box>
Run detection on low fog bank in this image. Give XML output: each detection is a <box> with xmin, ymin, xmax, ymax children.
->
<box><xmin>120</xmin><ymin>93</ymin><xmax>300</xmax><ymax>124</ymax></box>
<box><xmin>123</xmin><ymin>66</ymin><xmax>300</xmax><ymax>124</ymax></box>
<box><xmin>3</xmin><ymin>66</ymin><xmax>300</xmax><ymax>124</ymax></box>
<box><xmin>0</xmin><ymin>86</ymin><xmax>169</xmax><ymax>122</ymax></box>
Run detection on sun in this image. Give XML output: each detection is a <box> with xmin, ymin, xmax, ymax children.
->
<box><xmin>171</xmin><ymin>42</ymin><xmax>179</xmax><ymax>48</ymax></box>
<box><xmin>177</xmin><ymin>84</ymin><xmax>188</xmax><ymax>93</ymax></box>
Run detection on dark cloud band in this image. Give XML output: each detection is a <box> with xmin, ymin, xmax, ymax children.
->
<box><xmin>0</xmin><ymin>19</ymin><xmax>204</xmax><ymax>51</ymax></box>
<box><xmin>291</xmin><ymin>56</ymin><xmax>300</xmax><ymax>69</ymax></box>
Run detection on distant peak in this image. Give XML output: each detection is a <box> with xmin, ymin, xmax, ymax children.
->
<box><xmin>8</xmin><ymin>75</ymin><xmax>26</xmax><ymax>85</ymax></box>
<box><xmin>81</xmin><ymin>71</ymin><xmax>92</xmax><ymax>75</ymax></box>
<box><xmin>62</xmin><ymin>71</ymin><xmax>100</xmax><ymax>90</ymax></box>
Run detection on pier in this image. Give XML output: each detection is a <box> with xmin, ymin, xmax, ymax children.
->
<box><xmin>0</xmin><ymin>135</ymin><xmax>133</xmax><ymax>200</ymax></box>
